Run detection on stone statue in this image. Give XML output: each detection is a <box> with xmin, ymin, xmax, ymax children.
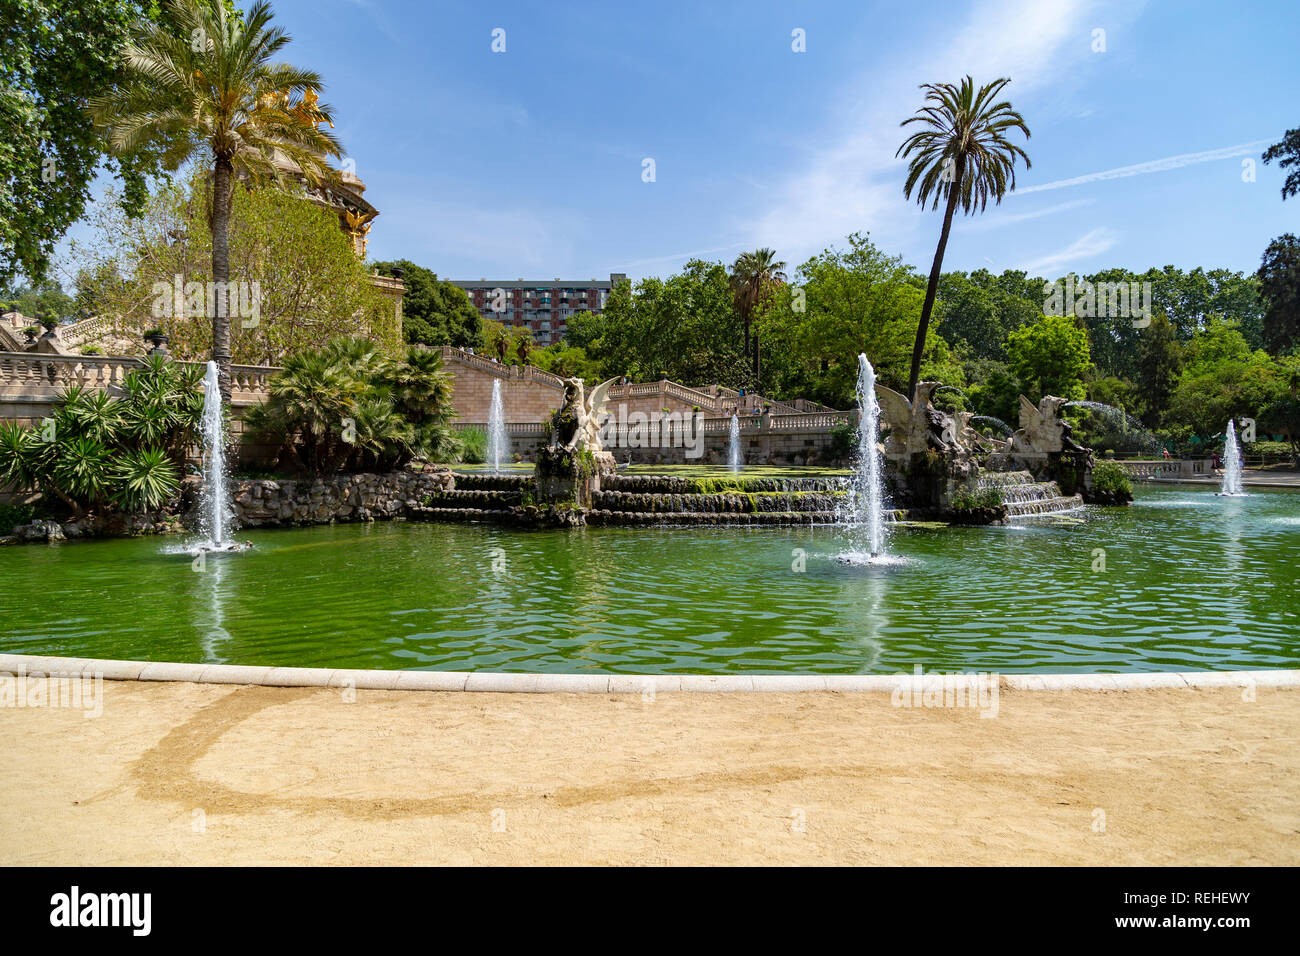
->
<box><xmin>549</xmin><ymin>376</ymin><xmax>619</xmax><ymax>474</ymax></box>
<box><xmin>1010</xmin><ymin>395</ymin><xmax>1086</xmax><ymax>455</ymax></box>
<box><xmin>875</xmin><ymin>381</ymin><xmax>962</xmax><ymax>458</ymax></box>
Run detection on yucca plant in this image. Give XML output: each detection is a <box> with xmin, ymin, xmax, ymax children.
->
<box><xmin>0</xmin><ymin>421</ymin><xmax>47</xmax><ymax>494</ymax></box>
<box><xmin>346</xmin><ymin>395</ymin><xmax>413</xmax><ymax>472</ymax></box>
<box><xmin>51</xmin><ymin>435</ymin><xmax>112</xmax><ymax>505</ymax></box>
<box><xmin>0</xmin><ymin>355</ymin><xmax>204</xmax><ymax>517</ymax></box>
<box><xmin>111</xmin><ymin>447</ymin><xmax>182</xmax><ymax>513</ymax></box>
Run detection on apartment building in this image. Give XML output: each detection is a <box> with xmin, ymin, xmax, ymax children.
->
<box><xmin>451</xmin><ymin>273</ymin><xmax>627</xmax><ymax>346</ymax></box>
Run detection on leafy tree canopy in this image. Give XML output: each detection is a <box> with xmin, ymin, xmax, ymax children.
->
<box><xmin>1257</xmin><ymin>233</ymin><xmax>1300</xmax><ymax>355</ymax></box>
<box><xmin>0</xmin><ymin>0</ymin><xmax>184</xmax><ymax>286</ymax></box>
<box><xmin>72</xmin><ymin>170</ymin><xmax>399</xmax><ymax>363</ymax></box>
<box><xmin>371</xmin><ymin>259</ymin><xmax>482</xmax><ymax>351</ymax></box>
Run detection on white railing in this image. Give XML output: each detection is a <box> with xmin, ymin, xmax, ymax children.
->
<box><xmin>1119</xmin><ymin>459</ymin><xmax>1214</xmax><ymax>479</ymax></box>
<box><xmin>437</xmin><ymin>346</ymin><xmax>567</xmax><ymax>390</ymax></box>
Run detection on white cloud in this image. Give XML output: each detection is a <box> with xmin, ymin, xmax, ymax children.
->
<box><xmin>1018</xmin><ymin>226</ymin><xmax>1117</xmax><ymax>273</ymax></box>
<box><xmin>744</xmin><ymin>0</ymin><xmax>1104</xmax><ymax>265</ymax></box>
<box><xmin>956</xmin><ymin>197</ymin><xmax>1094</xmax><ymax>231</ymax></box>
<box><xmin>1013</xmin><ymin>140</ymin><xmax>1272</xmax><ymax>194</ymax></box>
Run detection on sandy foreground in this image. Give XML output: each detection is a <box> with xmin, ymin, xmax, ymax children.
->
<box><xmin>2</xmin><ymin>678</ymin><xmax>1297</xmax><ymax>865</ymax></box>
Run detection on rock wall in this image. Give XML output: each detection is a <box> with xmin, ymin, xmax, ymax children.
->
<box><xmin>230</xmin><ymin>468</ymin><xmax>454</xmax><ymax>528</ymax></box>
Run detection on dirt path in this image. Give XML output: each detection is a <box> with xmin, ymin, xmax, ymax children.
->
<box><xmin>2</xmin><ymin>679</ymin><xmax>1296</xmax><ymax>865</ymax></box>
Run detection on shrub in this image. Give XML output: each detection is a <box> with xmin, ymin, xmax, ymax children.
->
<box><xmin>245</xmin><ymin>338</ymin><xmax>456</xmax><ymax>476</ymax></box>
<box><xmin>951</xmin><ymin>485</ymin><xmax>1003</xmax><ymax>509</ymax></box>
<box><xmin>829</xmin><ymin>421</ymin><xmax>855</xmax><ymax>460</ymax></box>
<box><xmin>0</xmin><ymin>502</ymin><xmax>36</xmax><ymax>532</ymax></box>
<box><xmin>0</xmin><ymin>354</ymin><xmax>200</xmax><ymax>515</ymax></box>
<box><xmin>455</xmin><ymin>427</ymin><xmax>487</xmax><ymax>464</ymax></box>
<box><xmin>1091</xmin><ymin>459</ymin><xmax>1132</xmax><ymax>494</ymax></box>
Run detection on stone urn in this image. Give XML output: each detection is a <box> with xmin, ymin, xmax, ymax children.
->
<box><xmin>144</xmin><ymin>330</ymin><xmax>170</xmax><ymax>355</ymax></box>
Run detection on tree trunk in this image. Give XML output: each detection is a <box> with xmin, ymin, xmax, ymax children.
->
<box><xmin>211</xmin><ymin>155</ymin><xmax>234</xmax><ymax>405</ymax></box>
<box><xmin>753</xmin><ymin>330</ymin><xmax>761</xmax><ymax>382</ymax></box>
<box><xmin>907</xmin><ymin>157</ymin><xmax>965</xmax><ymax>403</ymax></box>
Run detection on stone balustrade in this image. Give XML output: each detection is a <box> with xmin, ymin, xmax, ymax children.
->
<box><xmin>1119</xmin><ymin>458</ymin><xmax>1214</xmax><ymax>479</ymax></box>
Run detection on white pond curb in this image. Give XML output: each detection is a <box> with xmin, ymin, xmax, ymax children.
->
<box><xmin>1</xmin><ymin>653</ymin><xmax>1298</xmax><ymax>693</ymax></box>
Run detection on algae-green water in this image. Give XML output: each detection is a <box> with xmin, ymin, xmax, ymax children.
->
<box><xmin>1</xmin><ymin>485</ymin><xmax>1295</xmax><ymax>674</ymax></box>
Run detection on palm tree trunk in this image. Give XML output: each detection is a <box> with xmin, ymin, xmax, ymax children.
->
<box><xmin>907</xmin><ymin>159</ymin><xmax>964</xmax><ymax>403</ymax></box>
<box><xmin>211</xmin><ymin>156</ymin><xmax>234</xmax><ymax>405</ymax></box>
<box><xmin>753</xmin><ymin>330</ymin><xmax>761</xmax><ymax>381</ymax></box>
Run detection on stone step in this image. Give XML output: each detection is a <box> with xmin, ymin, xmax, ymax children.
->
<box><xmin>600</xmin><ymin>474</ymin><xmax>846</xmax><ymax>495</ymax></box>
<box><xmin>1003</xmin><ymin>495</ymin><xmax>1084</xmax><ymax>517</ymax></box>
<box><xmin>591</xmin><ymin>490</ymin><xmax>845</xmax><ymax>514</ymax></box>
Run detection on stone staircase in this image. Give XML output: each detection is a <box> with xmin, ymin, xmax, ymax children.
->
<box><xmin>976</xmin><ymin>470</ymin><xmax>1082</xmax><ymax>518</ymax></box>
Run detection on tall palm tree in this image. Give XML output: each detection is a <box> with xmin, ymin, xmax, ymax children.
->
<box><xmin>730</xmin><ymin>248</ymin><xmax>786</xmax><ymax>379</ymax></box>
<box><xmin>897</xmin><ymin>75</ymin><xmax>1030</xmax><ymax>401</ymax></box>
<box><xmin>89</xmin><ymin>0</ymin><xmax>343</xmax><ymax>403</ymax></box>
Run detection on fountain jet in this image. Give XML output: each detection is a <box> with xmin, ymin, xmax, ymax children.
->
<box><xmin>488</xmin><ymin>378</ymin><xmax>507</xmax><ymax>474</ymax></box>
<box><xmin>728</xmin><ymin>413</ymin><xmax>742</xmax><ymax>472</ymax></box>
<box><xmin>1218</xmin><ymin>420</ymin><xmax>1246</xmax><ymax>496</ymax></box>
<box><xmin>844</xmin><ymin>353</ymin><xmax>889</xmax><ymax>558</ymax></box>
<box><xmin>191</xmin><ymin>361</ymin><xmax>246</xmax><ymax>553</ymax></box>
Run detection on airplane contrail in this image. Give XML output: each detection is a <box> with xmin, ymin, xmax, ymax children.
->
<box><xmin>1014</xmin><ymin>140</ymin><xmax>1271</xmax><ymax>194</ymax></box>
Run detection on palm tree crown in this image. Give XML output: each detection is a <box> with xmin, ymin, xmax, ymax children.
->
<box><xmin>896</xmin><ymin>75</ymin><xmax>1030</xmax><ymax>400</ymax></box>
<box><xmin>89</xmin><ymin>0</ymin><xmax>344</xmax><ymax>402</ymax></box>
<box><xmin>731</xmin><ymin>248</ymin><xmax>787</xmax><ymax>379</ymax></box>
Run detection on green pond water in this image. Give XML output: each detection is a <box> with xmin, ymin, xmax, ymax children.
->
<box><xmin>0</xmin><ymin>485</ymin><xmax>1296</xmax><ymax>674</ymax></box>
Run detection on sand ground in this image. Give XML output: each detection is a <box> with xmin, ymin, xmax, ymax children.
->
<box><xmin>2</xmin><ymin>678</ymin><xmax>1297</xmax><ymax>865</ymax></box>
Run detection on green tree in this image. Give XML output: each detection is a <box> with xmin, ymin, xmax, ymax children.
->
<box><xmin>966</xmin><ymin>361</ymin><xmax>1021</xmax><ymax>429</ymax></box>
<box><xmin>1134</xmin><ymin>312</ymin><xmax>1183</xmax><ymax>425</ymax></box>
<box><xmin>1166</xmin><ymin>322</ymin><xmax>1283</xmax><ymax>435</ymax></box>
<box><xmin>73</xmin><ymin>173</ymin><xmax>397</xmax><ymax>363</ymax></box>
<box><xmin>1262</xmin><ymin>127</ymin><xmax>1300</xmax><ymax>202</ymax></box>
<box><xmin>0</xmin><ymin>0</ymin><xmax>183</xmax><ymax>286</ymax></box>
<box><xmin>1257</xmin><ymin>234</ymin><xmax>1300</xmax><ymax>354</ymax></box>
<box><xmin>897</xmin><ymin>75</ymin><xmax>1031</xmax><ymax>401</ymax></box>
<box><xmin>90</xmin><ymin>0</ymin><xmax>342</xmax><ymax>402</ymax></box>
<box><xmin>571</xmin><ymin>260</ymin><xmax>749</xmax><ymax>387</ymax></box>
<box><xmin>756</xmin><ymin>233</ymin><xmax>960</xmax><ymax>408</ymax></box>
<box><xmin>935</xmin><ymin>268</ymin><xmax>1040</xmax><ymax>360</ymax></box>
<box><xmin>1005</xmin><ymin>314</ymin><xmax>1092</xmax><ymax>402</ymax></box>
<box><xmin>0</xmin><ymin>281</ymin><xmax>79</xmax><ymax>322</ymax></box>
<box><xmin>372</xmin><ymin>260</ymin><xmax>482</xmax><ymax>350</ymax></box>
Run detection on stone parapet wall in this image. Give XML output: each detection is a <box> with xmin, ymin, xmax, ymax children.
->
<box><xmin>231</xmin><ymin>468</ymin><xmax>454</xmax><ymax>528</ymax></box>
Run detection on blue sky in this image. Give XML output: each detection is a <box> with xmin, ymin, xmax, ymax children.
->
<box><xmin>78</xmin><ymin>0</ymin><xmax>1300</xmax><ymax>284</ymax></box>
